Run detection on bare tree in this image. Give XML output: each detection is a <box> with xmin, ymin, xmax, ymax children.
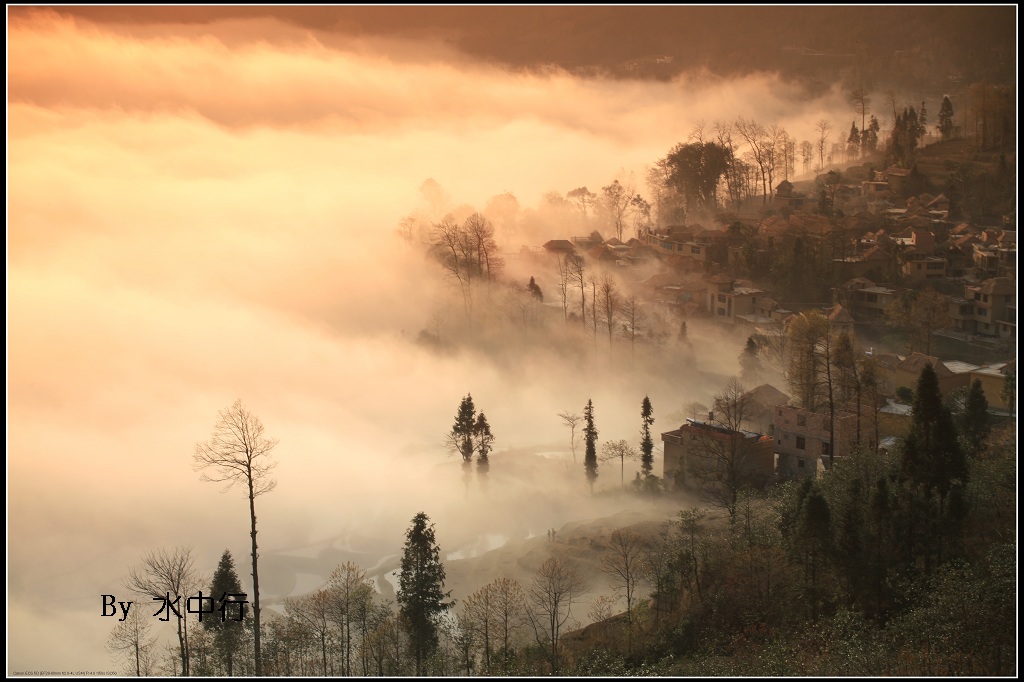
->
<box><xmin>328</xmin><ymin>561</ymin><xmax>375</xmax><ymax>677</ymax></box>
<box><xmin>432</xmin><ymin>215</ymin><xmax>477</xmax><ymax>318</ymax></box>
<box><xmin>799</xmin><ymin>140</ymin><xmax>815</xmax><ymax>174</ymax></box>
<box><xmin>125</xmin><ymin>546</ymin><xmax>201</xmax><ymax>676</ymax></box>
<box><xmin>735</xmin><ymin>117</ymin><xmax>772</xmax><ymax>202</ymax></box>
<box><xmin>566</xmin><ymin>186</ymin><xmax>597</xmax><ymax>224</ymax></box>
<box><xmin>688</xmin><ymin>378</ymin><xmax>768</xmax><ymax>521</ymax></box>
<box><xmin>815</xmin><ymin>119</ymin><xmax>832</xmax><ymax>172</ymax></box>
<box><xmin>106</xmin><ymin>602</ymin><xmax>157</xmax><ymax>676</ymax></box>
<box><xmin>600</xmin><ymin>439</ymin><xmax>639</xmax><ymax>488</ymax></box>
<box><xmin>464</xmin><ymin>212</ymin><xmax>504</xmax><ymax>282</ymax></box>
<box><xmin>601</xmin><ymin>177</ymin><xmax>637</xmax><ymax>241</ymax></box>
<box><xmin>566</xmin><ymin>253</ymin><xmax>587</xmax><ymax>330</ymax></box>
<box><xmin>193</xmin><ymin>399</ymin><xmax>279</xmax><ymax>677</ymax></box>
<box><xmin>619</xmin><ymin>295</ymin><xmax>646</xmax><ymax>362</ymax></box>
<box><xmin>850</xmin><ymin>88</ymin><xmax>872</xmax><ymax>147</ymax></box>
<box><xmin>462</xmin><ymin>577</ymin><xmax>526</xmax><ymax>674</ymax></box>
<box><xmin>557</xmin><ymin>411</ymin><xmax>582</xmax><ymax>465</ymax></box>
<box><xmin>555</xmin><ymin>254</ymin><xmax>572</xmax><ymax>322</ymax></box>
<box><xmin>598</xmin><ymin>272</ymin><xmax>619</xmax><ymax>347</ymax></box>
<box><xmin>598</xmin><ymin>528</ymin><xmax>648</xmax><ymax>654</ymax></box>
<box><xmin>285</xmin><ymin>589</ymin><xmax>334</xmax><ymax>676</ymax></box>
<box><xmin>526</xmin><ymin>557</ymin><xmax>586</xmax><ymax>675</ymax></box>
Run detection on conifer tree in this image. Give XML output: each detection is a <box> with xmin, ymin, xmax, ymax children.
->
<box><xmin>475</xmin><ymin>412</ymin><xmax>494</xmax><ymax>475</ymax></box>
<box><xmin>902</xmin><ymin>363</ymin><xmax>967</xmax><ymax>497</ymax></box>
<box><xmin>205</xmin><ymin>550</ymin><xmax>250</xmax><ymax>676</ymax></box>
<box><xmin>958</xmin><ymin>378</ymin><xmax>990</xmax><ymax>457</ymax></box>
<box><xmin>583</xmin><ymin>400</ymin><xmax>599</xmax><ymax>492</ymax></box>
<box><xmin>398</xmin><ymin>512</ymin><xmax>453</xmax><ymax>675</ymax></box>
<box><xmin>639</xmin><ymin>396</ymin><xmax>655</xmax><ymax>477</ymax></box>
<box><xmin>451</xmin><ymin>395</ymin><xmax>477</xmax><ymax>468</ymax></box>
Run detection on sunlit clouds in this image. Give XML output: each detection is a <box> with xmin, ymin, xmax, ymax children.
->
<box><xmin>9</xmin><ymin>8</ymin><xmax>851</xmax><ymax>672</ymax></box>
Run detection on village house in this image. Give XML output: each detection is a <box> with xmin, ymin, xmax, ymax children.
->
<box><xmin>832</xmin><ymin>277</ymin><xmax>898</xmax><ymax>327</ymax></box>
<box><xmin>661</xmin><ymin>417</ymin><xmax>775</xmax><ymax>490</ymax></box>
<box><xmin>902</xmin><ymin>254</ymin><xmax>948</xmax><ymax>282</ymax></box>
<box><xmin>825</xmin><ymin>303</ymin><xmax>856</xmax><ymax>338</ymax></box>
<box><xmin>774</xmin><ymin>405</ymin><xmax>859</xmax><ymax>479</ymax></box>
<box><xmin>705</xmin><ymin>274</ymin><xmax>765</xmax><ymax>325</ymax></box>
<box><xmin>886</xmin><ymin>351</ymin><xmax>992</xmax><ymax>400</ymax></box>
<box><xmin>965</xmin><ymin>277</ymin><xmax>1015</xmax><ymax>338</ymax></box>
<box><xmin>773</xmin><ymin>179</ymin><xmax>810</xmax><ymax>211</ymax></box>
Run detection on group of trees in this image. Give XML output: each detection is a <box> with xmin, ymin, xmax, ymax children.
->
<box><xmin>110</xmin><ymin>357</ymin><xmax>1013</xmax><ymax>676</ymax></box>
<box><xmin>446</xmin><ymin>394</ymin><xmax>495</xmax><ymax>479</ymax></box>
<box><xmin>430</xmin><ymin>213</ymin><xmax>504</xmax><ymax>318</ymax></box>
<box><xmin>566</xmin><ymin>396</ymin><xmax>658</xmax><ymax>495</ymax></box>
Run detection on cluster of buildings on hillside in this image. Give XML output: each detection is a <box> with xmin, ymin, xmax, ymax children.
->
<box><xmin>535</xmin><ymin>172</ymin><xmax>1015</xmax><ymax>490</ymax></box>
<box><xmin>660</xmin><ymin>347</ymin><xmax>1015</xmax><ymax>489</ymax></box>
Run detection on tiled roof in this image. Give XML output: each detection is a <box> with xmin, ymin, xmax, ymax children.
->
<box><xmin>898</xmin><ymin>352</ymin><xmax>954</xmax><ymax>378</ymax></box>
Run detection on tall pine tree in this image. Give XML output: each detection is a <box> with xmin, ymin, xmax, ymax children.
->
<box><xmin>204</xmin><ymin>550</ymin><xmax>250</xmax><ymax>677</ymax></box>
<box><xmin>901</xmin><ymin>363</ymin><xmax>968</xmax><ymax>570</ymax></box>
<box><xmin>958</xmin><ymin>378</ymin><xmax>990</xmax><ymax>457</ymax></box>
<box><xmin>398</xmin><ymin>512</ymin><xmax>453</xmax><ymax>675</ymax></box>
<box><xmin>451</xmin><ymin>395</ymin><xmax>477</xmax><ymax>467</ymax></box>
<box><xmin>584</xmin><ymin>399</ymin><xmax>599</xmax><ymax>492</ymax></box>
<box><xmin>475</xmin><ymin>412</ymin><xmax>494</xmax><ymax>476</ymax></box>
<box><xmin>639</xmin><ymin>396</ymin><xmax>654</xmax><ymax>477</ymax></box>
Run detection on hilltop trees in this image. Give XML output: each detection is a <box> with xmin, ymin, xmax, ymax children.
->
<box><xmin>193</xmin><ymin>399</ymin><xmax>279</xmax><ymax>676</ymax></box>
<box><xmin>583</xmin><ymin>399</ymin><xmax>599</xmax><ymax>492</ymax></box>
<box><xmin>431</xmin><ymin>213</ymin><xmax>503</xmax><ymax>318</ymax></box>
<box><xmin>398</xmin><ymin>512</ymin><xmax>453</xmax><ymax>675</ymax></box>
<box><xmin>663</xmin><ymin>140</ymin><xmax>734</xmax><ymax>212</ymax></box>
<box><xmin>938</xmin><ymin>95</ymin><xmax>957</xmax><ymax>141</ymax></box>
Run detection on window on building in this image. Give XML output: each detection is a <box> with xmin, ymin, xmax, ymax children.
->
<box><xmin>796</xmin><ymin>436</ymin><xmax>806</xmax><ymax>450</ymax></box>
<box><xmin>691</xmin><ymin>246</ymin><xmax>701</xmax><ymax>254</ymax></box>
<box><xmin>797</xmin><ymin>414</ymin><xmax>806</xmax><ymax>427</ymax></box>
<box><xmin>978</xmin><ymin>308</ymin><xmax>988</xmax><ymax>316</ymax></box>
<box><xmin>718</xmin><ymin>294</ymin><xmax>726</xmax><ymax>303</ymax></box>
<box><xmin>797</xmin><ymin>459</ymin><xmax>806</xmax><ymax>469</ymax></box>
<box><xmin>866</xmin><ymin>293</ymin><xmax>878</xmax><ymax>303</ymax></box>
<box><xmin>718</xmin><ymin>307</ymin><xmax>726</xmax><ymax>316</ymax></box>
<box><xmin>983</xmin><ymin>294</ymin><xmax>990</xmax><ymax>303</ymax></box>
<box><xmin>821</xmin><ymin>442</ymin><xmax>831</xmax><ymax>456</ymax></box>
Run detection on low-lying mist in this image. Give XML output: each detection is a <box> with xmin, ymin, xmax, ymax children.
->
<box><xmin>11</xmin><ymin>8</ymin><xmax>820</xmax><ymax>672</ymax></box>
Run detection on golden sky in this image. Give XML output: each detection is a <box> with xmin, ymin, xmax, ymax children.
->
<box><xmin>7</xmin><ymin>7</ymin><xmax>857</xmax><ymax>673</ymax></box>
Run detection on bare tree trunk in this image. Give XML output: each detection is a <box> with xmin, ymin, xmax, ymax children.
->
<box><xmin>249</xmin><ymin>478</ymin><xmax>263</xmax><ymax>677</ymax></box>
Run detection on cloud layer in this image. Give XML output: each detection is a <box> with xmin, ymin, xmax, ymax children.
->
<box><xmin>9</xmin><ymin>9</ymin><xmax>847</xmax><ymax>673</ymax></box>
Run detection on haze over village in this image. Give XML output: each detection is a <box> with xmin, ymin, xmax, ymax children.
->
<box><xmin>7</xmin><ymin>6</ymin><xmax>1016</xmax><ymax>677</ymax></box>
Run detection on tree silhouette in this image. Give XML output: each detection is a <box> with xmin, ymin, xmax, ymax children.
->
<box><xmin>398</xmin><ymin>512</ymin><xmax>452</xmax><ymax>675</ymax></box>
<box><xmin>583</xmin><ymin>400</ymin><xmax>599</xmax><ymax>493</ymax></box>
<box><xmin>205</xmin><ymin>550</ymin><xmax>250</xmax><ymax>676</ymax></box>
<box><xmin>193</xmin><ymin>400</ymin><xmax>278</xmax><ymax>676</ymax></box>
<box><xmin>640</xmin><ymin>396</ymin><xmax>655</xmax><ymax>477</ymax></box>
